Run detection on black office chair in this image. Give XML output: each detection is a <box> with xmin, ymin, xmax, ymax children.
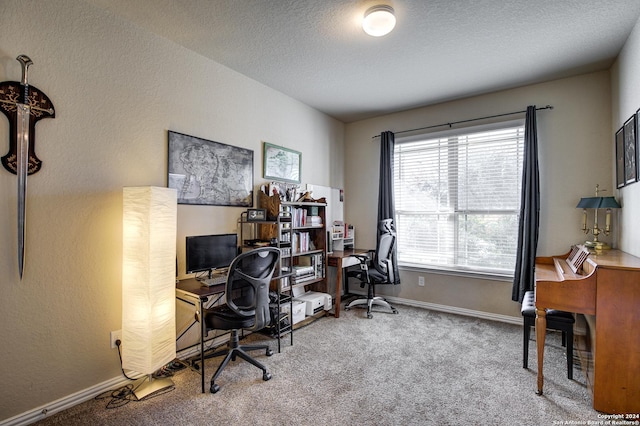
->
<box><xmin>344</xmin><ymin>218</ymin><xmax>399</xmax><ymax>319</ymax></box>
<box><xmin>203</xmin><ymin>247</ymin><xmax>280</xmax><ymax>393</ymax></box>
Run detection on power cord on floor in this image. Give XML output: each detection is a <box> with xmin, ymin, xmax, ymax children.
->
<box><xmin>95</xmin><ymin>339</ymin><xmax>181</xmax><ymax>408</ymax></box>
<box><xmin>95</xmin><ymin>384</ymin><xmax>135</xmax><ymax>409</ymax></box>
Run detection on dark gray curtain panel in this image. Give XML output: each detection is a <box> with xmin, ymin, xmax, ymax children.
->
<box><xmin>512</xmin><ymin>106</ymin><xmax>540</xmax><ymax>302</ymax></box>
<box><xmin>378</xmin><ymin>130</ymin><xmax>400</xmax><ymax>284</ymax></box>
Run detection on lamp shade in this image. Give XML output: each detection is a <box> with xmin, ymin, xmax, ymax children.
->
<box><xmin>576</xmin><ymin>196</ymin><xmax>621</xmax><ymax>209</ymax></box>
<box><xmin>122</xmin><ymin>186</ymin><xmax>177</xmax><ymax>375</ymax></box>
<box><xmin>599</xmin><ymin>196</ymin><xmax>622</xmax><ymax>209</ymax></box>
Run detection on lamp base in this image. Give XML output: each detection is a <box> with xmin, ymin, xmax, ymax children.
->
<box><xmin>584</xmin><ymin>241</ymin><xmax>611</xmax><ymax>251</ymax></box>
<box><xmin>132</xmin><ymin>374</ymin><xmax>174</xmax><ymax>400</ymax></box>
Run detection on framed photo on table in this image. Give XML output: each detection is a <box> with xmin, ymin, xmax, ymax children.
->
<box><xmin>246</xmin><ymin>208</ymin><xmax>267</xmax><ymax>221</ymax></box>
<box><xmin>624</xmin><ymin>115</ymin><xmax>637</xmax><ymax>185</ymax></box>
<box><xmin>263</xmin><ymin>142</ymin><xmax>301</xmax><ymax>184</ymax></box>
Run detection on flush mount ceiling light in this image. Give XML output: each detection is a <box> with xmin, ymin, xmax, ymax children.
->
<box><xmin>362</xmin><ymin>5</ymin><xmax>396</xmax><ymax>37</ymax></box>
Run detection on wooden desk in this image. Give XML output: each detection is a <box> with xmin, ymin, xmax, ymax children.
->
<box><xmin>535</xmin><ymin>249</ymin><xmax>640</xmax><ymax>413</ymax></box>
<box><xmin>327</xmin><ymin>248</ymin><xmax>370</xmax><ymax>318</ymax></box>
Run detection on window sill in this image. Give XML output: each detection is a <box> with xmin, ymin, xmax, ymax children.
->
<box><xmin>398</xmin><ymin>262</ymin><xmax>513</xmax><ymax>282</ymax></box>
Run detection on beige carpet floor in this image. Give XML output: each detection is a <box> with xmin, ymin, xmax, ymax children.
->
<box><xmin>34</xmin><ymin>304</ymin><xmax>597</xmax><ymax>425</ymax></box>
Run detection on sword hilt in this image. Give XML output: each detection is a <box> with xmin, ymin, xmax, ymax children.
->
<box><xmin>16</xmin><ymin>55</ymin><xmax>33</xmax><ymax>104</ymax></box>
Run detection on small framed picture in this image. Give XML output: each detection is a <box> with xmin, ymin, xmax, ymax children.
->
<box><xmin>263</xmin><ymin>142</ymin><xmax>301</xmax><ymax>184</ymax></box>
<box><xmin>616</xmin><ymin>127</ymin><xmax>625</xmax><ymax>189</ymax></box>
<box><xmin>624</xmin><ymin>115</ymin><xmax>637</xmax><ymax>185</ymax></box>
<box><xmin>246</xmin><ymin>208</ymin><xmax>267</xmax><ymax>221</ymax></box>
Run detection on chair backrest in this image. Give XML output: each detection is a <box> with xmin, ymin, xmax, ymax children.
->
<box><xmin>225</xmin><ymin>247</ymin><xmax>280</xmax><ymax>331</ymax></box>
<box><xmin>373</xmin><ymin>219</ymin><xmax>396</xmax><ymax>283</ymax></box>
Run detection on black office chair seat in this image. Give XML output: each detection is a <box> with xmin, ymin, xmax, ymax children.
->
<box><xmin>365</xmin><ymin>268</ymin><xmax>387</xmax><ymax>282</ymax></box>
<box><xmin>205</xmin><ymin>305</ymin><xmax>255</xmax><ymax>330</ymax></box>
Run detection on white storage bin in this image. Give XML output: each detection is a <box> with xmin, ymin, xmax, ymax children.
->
<box><xmin>282</xmin><ymin>300</ymin><xmax>306</xmax><ymax>324</ymax></box>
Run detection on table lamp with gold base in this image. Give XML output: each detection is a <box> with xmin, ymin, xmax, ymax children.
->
<box><xmin>576</xmin><ymin>184</ymin><xmax>621</xmax><ymax>252</ymax></box>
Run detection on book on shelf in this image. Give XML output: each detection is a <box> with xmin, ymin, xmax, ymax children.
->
<box><xmin>291</xmin><ymin>275</ymin><xmax>317</xmax><ymax>285</ymax></box>
<box><xmin>292</xmin><ymin>208</ymin><xmax>307</xmax><ymax>227</ymax></box>
<box><xmin>279</xmin><ymin>246</ymin><xmax>291</xmax><ymax>257</ymax></box>
<box><xmin>309</xmin><ymin>216</ymin><xmax>322</xmax><ymax>226</ymax></box>
<box><xmin>291</xmin><ymin>273</ymin><xmax>315</xmax><ymax>285</ymax></box>
<box><xmin>291</xmin><ymin>263</ymin><xmax>317</xmax><ymax>284</ymax></box>
<box><xmin>292</xmin><ymin>231</ymin><xmax>311</xmax><ymax>253</ymax></box>
<box><xmin>290</xmin><ymin>206</ymin><xmax>323</xmax><ymax>227</ymax></box>
<box><xmin>279</xmin><ymin>266</ymin><xmax>291</xmax><ymax>290</ymax></box>
<box><xmin>293</xmin><ymin>265</ymin><xmax>315</xmax><ymax>276</ymax></box>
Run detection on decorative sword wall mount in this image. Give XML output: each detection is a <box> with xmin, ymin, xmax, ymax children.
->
<box><xmin>0</xmin><ymin>55</ymin><xmax>56</xmax><ymax>279</ymax></box>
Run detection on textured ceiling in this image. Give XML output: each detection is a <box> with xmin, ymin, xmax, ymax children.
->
<box><xmin>84</xmin><ymin>0</ymin><xmax>640</xmax><ymax>122</ymax></box>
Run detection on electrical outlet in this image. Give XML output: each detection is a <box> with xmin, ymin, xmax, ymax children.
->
<box><xmin>418</xmin><ymin>276</ymin><xmax>425</xmax><ymax>287</ymax></box>
<box><xmin>110</xmin><ymin>330</ymin><xmax>122</xmax><ymax>349</ymax></box>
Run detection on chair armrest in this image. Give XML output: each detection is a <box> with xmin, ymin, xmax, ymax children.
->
<box><xmin>349</xmin><ymin>254</ymin><xmax>369</xmax><ymax>264</ymax></box>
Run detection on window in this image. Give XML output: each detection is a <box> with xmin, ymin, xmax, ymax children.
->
<box><xmin>393</xmin><ymin>121</ymin><xmax>524</xmax><ymax>275</ymax></box>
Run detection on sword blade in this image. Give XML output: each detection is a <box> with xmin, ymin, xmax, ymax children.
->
<box><xmin>15</xmin><ymin>55</ymin><xmax>33</xmax><ymax>280</ymax></box>
<box><xmin>16</xmin><ymin>103</ymin><xmax>29</xmax><ymax>279</ymax></box>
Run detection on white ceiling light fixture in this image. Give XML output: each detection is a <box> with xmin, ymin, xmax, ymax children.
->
<box><xmin>363</xmin><ymin>5</ymin><xmax>396</xmax><ymax>37</ymax></box>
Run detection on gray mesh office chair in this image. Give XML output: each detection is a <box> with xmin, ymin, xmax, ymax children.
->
<box><xmin>203</xmin><ymin>247</ymin><xmax>280</xmax><ymax>393</ymax></box>
<box><xmin>344</xmin><ymin>219</ymin><xmax>399</xmax><ymax>318</ymax></box>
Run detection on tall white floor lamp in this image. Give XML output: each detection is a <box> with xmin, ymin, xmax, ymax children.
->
<box><xmin>122</xmin><ymin>186</ymin><xmax>177</xmax><ymax>400</ymax></box>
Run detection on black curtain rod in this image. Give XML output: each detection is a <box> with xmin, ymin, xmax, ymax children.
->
<box><xmin>372</xmin><ymin>105</ymin><xmax>554</xmax><ymax>139</ymax></box>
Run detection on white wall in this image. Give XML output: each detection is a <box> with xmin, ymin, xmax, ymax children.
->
<box><xmin>0</xmin><ymin>0</ymin><xmax>343</xmax><ymax>421</ymax></box>
<box><xmin>344</xmin><ymin>71</ymin><xmax>612</xmax><ymax>318</ymax></box>
<box><xmin>611</xmin><ymin>15</ymin><xmax>640</xmax><ymax>257</ymax></box>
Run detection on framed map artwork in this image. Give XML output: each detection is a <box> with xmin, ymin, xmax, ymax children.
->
<box><xmin>168</xmin><ymin>131</ymin><xmax>253</xmax><ymax>206</ymax></box>
<box><xmin>263</xmin><ymin>142</ymin><xmax>301</xmax><ymax>184</ymax></box>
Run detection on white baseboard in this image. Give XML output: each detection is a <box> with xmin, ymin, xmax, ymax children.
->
<box><xmin>0</xmin><ymin>375</ymin><xmax>135</xmax><ymax>426</ymax></box>
<box><xmin>346</xmin><ymin>291</ymin><xmax>522</xmax><ymax>326</ymax></box>
<box><xmin>3</xmin><ymin>300</ymin><xmax>520</xmax><ymax>426</ymax></box>
<box><xmin>394</xmin><ymin>297</ymin><xmax>521</xmax><ymax>325</ymax></box>
<box><xmin>2</xmin><ymin>332</ymin><xmax>244</xmax><ymax>426</ymax></box>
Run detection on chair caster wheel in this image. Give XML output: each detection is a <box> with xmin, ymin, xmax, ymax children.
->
<box><xmin>345</xmin><ymin>306</ymin><xmax>351</xmax><ymax>311</ymax></box>
<box><xmin>210</xmin><ymin>383</ymin><xmax>220</xmax><ymax>393</ymax></box>
<box><xmin>367</xmin><ymin>313</ymin><xmax>373</xmax><ymax>319</ymax></box>
<box><xmin>266</xmin><ymin>349</ymin><xmax>274</xmax><ymax>356</ymax></box>
<box><xmin>392</xmin><ymin>309</ymin><xmax>398</xmax><ymax>314</ymax></box>
<box><xmin>263</xmin><ymin>372</ymin><xmax>272</xmax><ymax>381</ymax></box>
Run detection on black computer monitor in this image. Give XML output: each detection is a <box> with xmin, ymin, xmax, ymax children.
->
<box><xmin>185</xmin><ymin>233</ymin><xmax>238</xmax><ymax>277</ymax></box>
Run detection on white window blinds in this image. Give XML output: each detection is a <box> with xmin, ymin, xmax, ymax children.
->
<box><xmin>393</xmin><ymin>122</ymin><xmax>525</xmax><ymax>274</ymax></box>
